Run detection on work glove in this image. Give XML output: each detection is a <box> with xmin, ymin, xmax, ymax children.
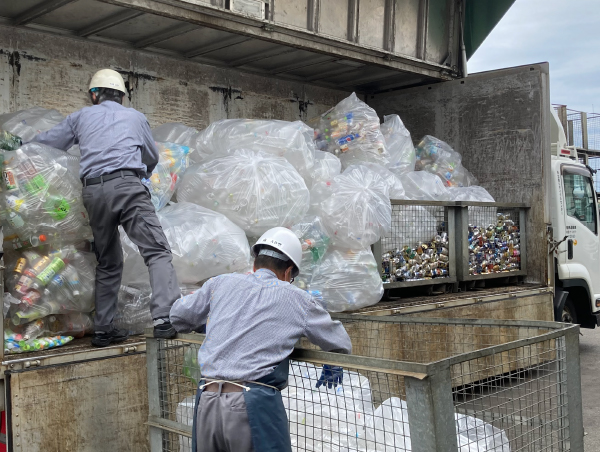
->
<box><xmin>0</xmin><ymin>130</ymin><xmax>22</xmax><ymax>151</ymax></box>
<box><xmin>316</xmin><ymin>364</ymin><xmax>344</xmax><ymax>389</ymax></box>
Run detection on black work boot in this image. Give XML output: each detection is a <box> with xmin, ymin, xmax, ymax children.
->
<box><xmin>153</xmin><ymin>318</ymin><xmax>177</xmax><ymax>339</ymax></box>
<box><xmin>91</xmin><ymin>328</ymin><xmax>129</xmax><ymax>347</ymax></box>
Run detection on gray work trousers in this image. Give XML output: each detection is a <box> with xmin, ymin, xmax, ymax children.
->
<box><xmin>196</xmin><ymin>391</ymin><xmax>254</xmax><ymax>452</ymax></box>
<box><xmin>82</xmin><ymin>173</ymin><xmax>180</xmax><ymax>332</ymax></box>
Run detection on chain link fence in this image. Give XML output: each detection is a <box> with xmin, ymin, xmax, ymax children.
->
<box><xmin>146</xmin><ymin>316</ymin><xmax>582</xmax><ymax>452</ymax></box>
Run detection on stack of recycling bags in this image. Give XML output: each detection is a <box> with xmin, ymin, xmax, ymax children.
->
<box><xmin>0</xmin><ymin>108</ymin><xmax>99</xmax><ymax>353</ymax></box>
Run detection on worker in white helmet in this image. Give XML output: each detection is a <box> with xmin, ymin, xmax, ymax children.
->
<box><xmin>170</xmin><ymin>227</ymin><xmax>352</xmax><ymax>452</ymax></box>
<box><xmin>27</xmin><ymin>69</ymin><xmax>180</xmax><ymax>346</ymax></box>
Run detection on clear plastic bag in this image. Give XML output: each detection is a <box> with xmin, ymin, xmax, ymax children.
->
<box><xmin>415</xmin><ymin>136</ymin><xmax>477</xmax><ymax>187</ymax></box>
<box><xmin>308</xmin><ymin>247</ymin><xmax>384</xmax><ymax>312</ymax></box>
<box><xmin>0</xmin><ymin>107</ymin><xmax>65</xmax><ymax>142</ymax></box>
<box><xmin>152</xmin><ymin>122</ymin><xmax>204</xmax><ymax>159</ymax></box>
<box><xmin>318</xmin><ymin>165</ymin><xmax>391</xmax><ymax>249</ymax></box>
<box><xmin>290</xmin><ymin>216</ymin><xmax>331</xmax><ymax>290</ymax></box>
<box><xmin>284</xmin><ymin>362</ymin><xmax>374</xmax><ymax>452</ymax></box>
<box><xmin>400</xmin><ymin>171</ymin><xmax>450</xmax><ymax>201</ymax></box>
<box><xmin>7</xmin><ymin>247</ymin><xmax>96</xmax><ymax>326</ymax></box>
<box><xmin>121</xmin><ymin>202</ymin><xmax>251</xmax><ymax>285</ymax></box>
<box><xmin>366</xmin><ymin>397</ymin><xmax>511</xmax><ymax>452</ymax></box>
<box><xmin>115</xmin><ymin>285</ymin><xmax>153</xmax><ymax>335</ymax></box>
<box><xmin>309</xmin><ymin>92</ymin><xmax>389</xmax><ymax>169</ymax></box>
<box><xmin>0</xmin><ymin>143</ymin><xmax>93</xmax><ymax>248</ymax></box>
<box><xmin>194</xmin><ymin>119</ymin><xmax>316</xmax><ymax>179</ymax></box>
<box><xmin>142</xmin><ymin>142</ymin><xmax>190</xmax><ymax>211</ymax></box>
<box><xmin>381</xmin><ymin>114</ymin><xmax>416</xmax><ymax>176</ymax></box>
<box><xmin>447</xmin><ymin>186</ymin><xmax>494</xmax><ymax>202</ymax></box>
<box><xmin>345</xmin><ymin>163</ymin><xmax>405</xmax><ymax>200</ymax></box>
<box><xmin>177</xmin><ymin>150</ymin><xmax>310</xmax><ymax>237</ymax></box>
<box><xmin>305</xmin><ymin>150</ymin><xmax>341</xmax><ymax>190</ymax></box>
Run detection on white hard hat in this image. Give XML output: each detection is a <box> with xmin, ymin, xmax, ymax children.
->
<box><xmin>89</xmin><ymin>69</ymin><xmax>126</xmax><ymax>94</ymax></box>
<box><xmin>252</xmin><ymin>227</ymin><xmax>302</xmax><ymax>278</ymax></box>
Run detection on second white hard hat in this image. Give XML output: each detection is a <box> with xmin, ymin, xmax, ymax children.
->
<box><xmin>89</xmin><ymin>69</ymin><xmax>127</xmax><ymax>94</ymax></box>
<box><xmin>252</xmin><ymin>227</ymin><xmax>302</xmax><ymax>277</ymax></box>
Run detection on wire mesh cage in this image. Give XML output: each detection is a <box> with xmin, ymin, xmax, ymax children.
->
<box><xmin>377</xmin><ymin>201</ymin><xmax>457</xmax><ymax>289</ymax></box>
<box><xmin>456</xmin><ymin>203</ymin><xmax>528</xmax><ymax>282</ymax></box>
<box><xmin>146</xmin><ymin>316</ymin><xmax>582</xmax><ymax>452</ymax></box>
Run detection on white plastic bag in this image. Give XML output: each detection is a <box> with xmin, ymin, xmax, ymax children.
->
<box><xmin>121</xmin><ymin>202</ymin><xmax>251</xmax><ymax>285</ymax></box>
<box><xmin>310</xmin><ymin>93</ymin><xmax>389</xmax><ymax>169</ymax></box>
<box><xmin>345</xmin><ymin>163</ymin><xmax>405</xmax><ymax>200</ymax></box>
<box><xmin>400</xmin><ymin>171</ymin><xmax>450</xmax><ymax>201</ymax></box>
<box><xmin>152</xmin><ymin>122</ymin><xmax>203</xmax><ymax>156</ymax></box>
<box><xmin>0</xmin><ymin>143</ymin><xmax>92</xmax><ymax>248</ymax></box>
<box><xmin>290</xmin><ymin>216</ymin><xmax>330</xmax><ymax>290</ymax></box>
<box><xmin>381</xmin><ymin>114</ymin><xmax>416</xmax><ymax>176</ymax></box>
<box><xmin>318</xmin><ymin>165</ymin><xmax>391</xmax><ymax>249</ymax></box>
<box><xmin>305</xmin><ymin>150</ymin><xmax>342</xmax><ymax>190</ymax></box>
<box><xmin>447</xmin><ymin>186</ymin><xmax>494</xmax><ymax>202</ymax></box>
<box><xmin>308</xmin><ymin>248</ymin><xmax>383</xmax><ymax>312</ymax></box>
<box><xmin>0</xmin><ymin>107</ymin><xmax>65</xmax><ymax>142</ymax></box>
<box><xmin>284</xmin><ymin>362</ymin><xmax>374</xmax><ymax>452</ymax></box>
<box><xmin>194</xmin><ymin>119</ymin><xmax>316</xmax><ymax>179</ymax></box>
<box><xmin>177</xmin><ymin>150</ymin><xmax>310</xmax><ymax>237</ymax></box>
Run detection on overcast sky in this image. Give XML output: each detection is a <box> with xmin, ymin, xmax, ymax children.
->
<box><xmin>468</xmin><ymin>0</ymin><xmax>600</xmax><ymax>113</ymax></box>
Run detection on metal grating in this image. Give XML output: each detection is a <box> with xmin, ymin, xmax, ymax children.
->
<box><xmin>467</xmin><ymin>207</ymin><xmax>522</xmax><ymax>276</ymax></box>
<box><xmin>146</xmin><ymin>317</ymin><xmax>581</xmax><ymax>452</ymax></box>
<box><xmin>380</xmin><ymin>203</ymin><xmax>455</xmax><ymax>288</ymax></box>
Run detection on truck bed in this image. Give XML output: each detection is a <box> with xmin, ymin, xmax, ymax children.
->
<box><xmin>355</xmin><ymin>284</ymin><xmax>553</xmax><ymax>320</ymax></box>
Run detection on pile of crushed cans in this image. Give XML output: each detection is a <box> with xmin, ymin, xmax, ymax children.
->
<box><xmin>469</xmin><ymin>213</ymin><xmax>520</xmax><ymax>275</ymax></box>
<box><xmin>381</xmin><ymin>232</ymin><xmax>450</xmax><ymax>282</ymax></box>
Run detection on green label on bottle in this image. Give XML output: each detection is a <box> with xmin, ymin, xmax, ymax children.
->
<box><xmin>36</xmin><ymin>257</ymin><xmax>65</xmax><ymax>286</ymax></box>
<box><xmin>46</xmin><ymin>197</ymin><xmax>71</xmax><ymax>220</ymax></box>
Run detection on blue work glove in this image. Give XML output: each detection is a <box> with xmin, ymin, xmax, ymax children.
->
<box><xmin>316</xmin><ymin>364</ymin><xmax>344</xmax><ymax>389</ymax></box>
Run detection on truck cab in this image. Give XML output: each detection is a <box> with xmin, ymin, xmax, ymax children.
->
<box><xmin>550</xmin><ymin>108</ymin><xmax>600</xmax><ymax>327</ymax></box>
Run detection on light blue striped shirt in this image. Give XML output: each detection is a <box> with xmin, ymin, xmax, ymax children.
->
<box><xmin>170</xmin><ymin>269</ymin><xmax>352</xmax><ymax>381</ymax></box>
<box><xmin>31</xmin><ymin>101</ymin><xmax>159</xmax><ymax>179</ymax></box>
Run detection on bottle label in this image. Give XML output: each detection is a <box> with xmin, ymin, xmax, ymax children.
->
<box><xmin>15</xmin><ymin>275</ymin><xmax>34</xmax><ymax>295</ymax></box>
<box><xmin>36</xmin><ymin>258</ymin><xmax>65</xmax><ymax>286</ymax></box>
<box><xmin>32</xmin><ymin>256</ymin><xmax>52</xmax><ymax>273</ymax></box>
<box><xmin>2</xmin><ymin>169</ymin><xmax>18</xmax><ymax>191</ymax></box>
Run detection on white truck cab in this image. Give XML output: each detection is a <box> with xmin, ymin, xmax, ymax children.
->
<box><xmin>550</xmin><ymin>108</ymin><xmax>600</xmax><ymax>326</ymax></box>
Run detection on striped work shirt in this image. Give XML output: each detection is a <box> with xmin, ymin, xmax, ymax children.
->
<box><xmin>170</xmin><ymin>269</ymin><xmax>352</xmax><ymax>381</ymax></box>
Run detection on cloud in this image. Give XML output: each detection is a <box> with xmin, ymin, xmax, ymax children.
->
<box><xmin>468</xmin><ymin>0</ymin><xmax>600</xmax><ymax>113</ymax></box>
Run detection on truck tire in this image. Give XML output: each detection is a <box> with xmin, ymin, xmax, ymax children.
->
<box><xmin>561</xmin><ymin>298</ymin><xmax>578</xmax><ymax>324</ymax></box>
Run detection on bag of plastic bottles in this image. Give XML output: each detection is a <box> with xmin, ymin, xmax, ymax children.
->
<box><xmin>142</xmin><ymin>142</ymin><xmax>190</xmax><ymax>211</ymax></box>
<box><xmin>400</xmin><ymin>171</ymin><xmax>450</xmax><ymax>201</ymax></box>
<box><xmin>447</xmin><ymin>186</ymin><xmax>494</xmax><ymax>202</ymax></box>
<box><xmin>283</xmin><ymin>362</ymin><xmax>374</xmax><ymax>452</ymax></box>
<box><xmin>0</xmin><ymin>131</ymin><xmax>22</xmax><ymax>151</ymax></box>
<box><xmin>344</xmin><ymin>163</ymin><xmax>405</xmax><ymax>200</ymax></box>
<box><xmin>317</xmin><ymin>165</ymin><xmax>391</xmax><ymax>249</ymax></box>
<box><xmin>152</xmin><ymin>122</ymin><xmax>205</xmax><ymax>161</ymax></box>
<box><xmin>305</xmin><ymin>150</ymin><xmax>341</xmax><ymax>190</ymax></box>
<box><xmin>308</xmin><ymin>248</ymin><xmax>384</xmax><ymax>312</ymax></box>
<box><xmin>0</xmin><ymin>143</ymin><xmax>93</xmax><ymax>248</ymax></box>
<box><xmin>415</xmin><ymin>136</ymin><xmax>477</xmax><ymax>187</ymax></box>
<box><xmin>0</xmin><ymin>107</ymin><xmax>65</xmax><ymax>142</ymax></box>
<box><xmin>114</xmin><ymin>285</ymin><xmax>152</xmax><ymax>335</ymax></box>
<box><xmin>5</xmin><ymin>333</ymin><xmax>74</xmax><ymax>354</ymax></box>
<box><xmin>121</xmin><ymin>202</ymin><xmax>251</xmax><ymax>285</ymax></box>
<box><xmin>290</xmin><ymin>216</ymin><xmax>330</xmax><ymax>290</ymax></box>
<box><xmin>381</xmin><ymin>114</ymin><xmax>416</xmax><ymax>176</ymax></box>
<box><xmin>366</xmin><ymin>397</ymin><xmax>510</xmax><ymax>452</ymax></box>
<box><xmin>177</xmin><ymin>150</ymin><xmax>310</xmax><ymax>237</ymax></box>
<box><xmin>7</xmin><ymin>247</ymin><xmax>95</xmax><ymax>326</ymax></box>
<box><xmin>309</xmin><ymin>92</ymin><xmax>389</xmax><ymax>169</ymax></box>
<box><xmin>195</xmin><ymin>119</ymin><xmax>316</xmax><ymax>180</ymax></box>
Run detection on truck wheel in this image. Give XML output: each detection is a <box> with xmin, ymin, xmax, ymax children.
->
<box><xmin>561</xmin><ymin>299</ymin><xmax>578</xmax><ymax>324</ymax></box>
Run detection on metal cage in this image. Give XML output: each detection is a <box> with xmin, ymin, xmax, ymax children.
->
<box><xmin>146</xmin><ymin>316</ymin><xmax>582</xmax><ymax>452</ymax></box>
<box><xmin>376</xmin><ymin>200</ymin><xmax>458</xmax><ymax>290</ymax></box>
<box><xmin>455</xmin><ymin>203</ymin><xmax>528</xmax><ymax>283</ymax></box>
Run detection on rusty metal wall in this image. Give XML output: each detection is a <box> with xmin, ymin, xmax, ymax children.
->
<box><xmin>7</xmin><ymin>352</ymin><xmax>149</xmax><ymax>452</ymax></box>
<box><xmin>369</xmin><ymin>64</ymin><xmax>552</xmax><ymax>285</ymax></box>
<box><xmin>0</xmin><ymin>24</ymin><xmax>349</xmax><ymax>128</ymax></box>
